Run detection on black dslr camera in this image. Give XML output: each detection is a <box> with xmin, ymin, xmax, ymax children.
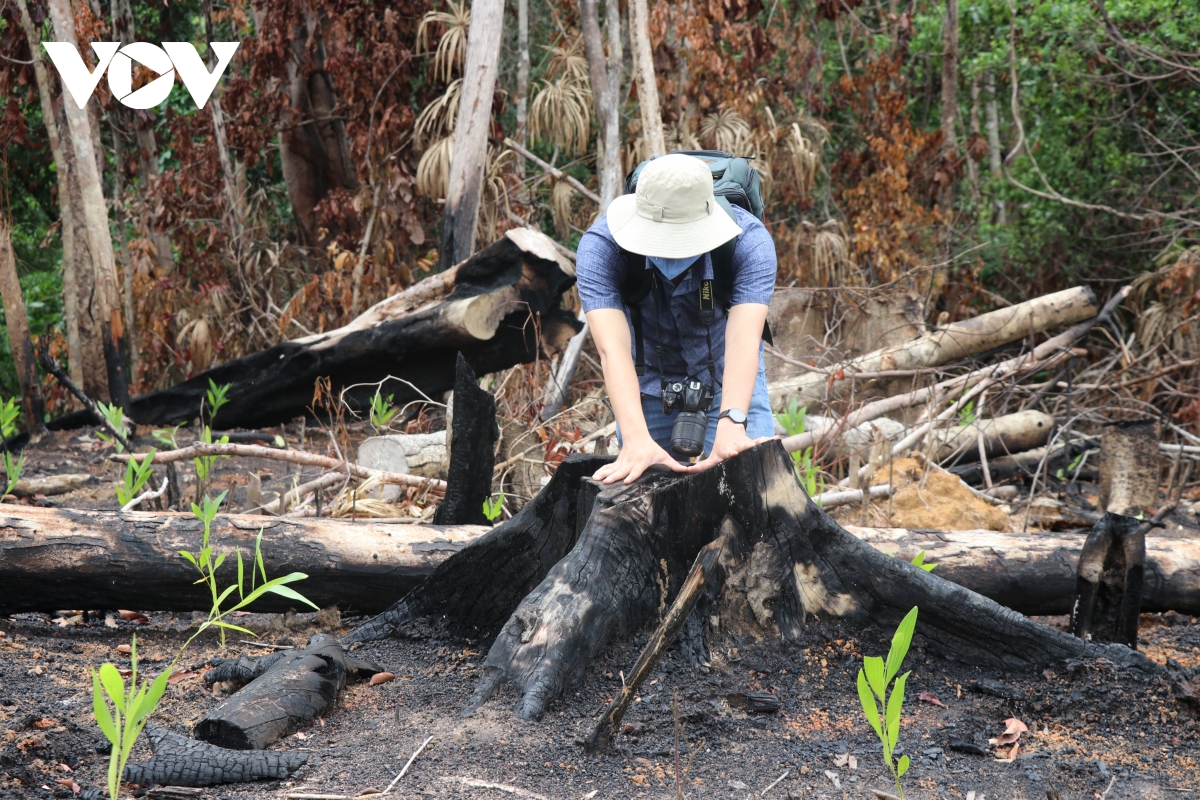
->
<box><xmin>661</xmin><ymin>377</ymin><xmax>715</xmax><ymax>457</ymax></box>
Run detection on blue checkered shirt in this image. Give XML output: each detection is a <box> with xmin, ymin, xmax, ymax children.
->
<box><xmin>576</xmin><ymin>205</ymin><xmax>776</xmax><ymax>397</ymax></box>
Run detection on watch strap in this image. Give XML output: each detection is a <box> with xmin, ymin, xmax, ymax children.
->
<box><xmin>718</xmin><ymin>408</ymin><xmax>747</xmax><ymax>426</ymax></box>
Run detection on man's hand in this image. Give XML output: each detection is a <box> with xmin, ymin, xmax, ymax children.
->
<box><xmin>593</xmin><ymin>433</ymin><xmax>689</xmax><ymax>484</ymax></box>
<box><xmin>685</xmin><ymin>418</ymin><xmax>774</xmax><ymax>474</ymax></box>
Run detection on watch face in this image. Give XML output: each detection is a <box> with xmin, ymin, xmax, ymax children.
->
<box><xmin>724</xmin><ymin>409</ymin><xmax>747</xmax><ymax>424</ymax></box>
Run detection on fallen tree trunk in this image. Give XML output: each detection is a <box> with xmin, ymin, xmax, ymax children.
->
<box><xmin>348</xmin><ymin>444</ymin><xmax>1157</xmax><ymax>722</ymax></box>
<box><xmin>928</xmin><ymin>410</ymin><xmax>1055</xmax><ymax>464</ymax></box>
<box><xmin>769</xmin><ymin>286</ymin><xmax>1098</xmax><ymax>411</ymax></box>
<box><xmin>123</xmin><ymin>726</ymin><xmax>307</xmax><ymax>787</ymax></box>
<box><xmin>44</xmin><ymin>228</ymin><xmax>581</xmax><ymax>432</ymax></box>
<box><xmin>3</xmin><ymin>501</ymin><xmax>1198</xmax><ymax>616</ymax></box>
<box><xmin>0</xmin><ymin>505</ymin><xmax>488</xmax><ymax>614</ymax></box>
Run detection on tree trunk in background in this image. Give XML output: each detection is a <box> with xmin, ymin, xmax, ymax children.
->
<box><xmin>438</xmin><ymin>0</ymin><xmax>505</xmax><ymax>270</ymax></box>
<box><xmin>110</xmin><ymin>0</ymin><xmax>139</xmax><ymax>379</ymax></box>
<box><xmin>204</xmin><ymin>0</ymin><xmax>245</xmax><ymax>241</ymax></box>
<box><xmin>938</xmin><ymin>0</ymin><xmax>958</xmax><ymax>260</ymax></box>
<box><xmin>516</xmin><ymin>0</ymin><xmax>530</xmax><ymax>152</ymax></box>
<box><xmin>967</xmin><ymin>75</ymin><xmax>981</xmax><ymax>205</ymax></box>
<box><xmin>579</xmin><ymin>0</ymin><xmax>623</xmax><ymax>211</ymax></box>
<box><xmin>47</xmin><ymin>0</ymin><xmax>130</xmax><ymax>409</ymax></box>
<box><xmin>278</xmin><ymin>10</ymin><xmax>360</xmax><ymax>247</ymax></box>
<box><xmin>0</xmin><ymin>207</ymin><xmax>47</xmax><ymax>439</ymax></box>
<box><xmin>14</xmin><ymin>0</ymin><xmax>84</xmax><ymax>395</ymax></box>
<box><xmin>984</xmin><ymin>71</ymin><xmax>1006</xmax><ymax>225</ymax></box>
<box><xmin>629</xmin><ymin>0</ymin><xmax>664</xmax><ymax>158</ymax></box>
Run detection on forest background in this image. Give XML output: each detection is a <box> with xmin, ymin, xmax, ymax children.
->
<box><xmin>0</xmin><ymin>0</ymin><xmax>1198</xmax><ymax>430</ymax></box>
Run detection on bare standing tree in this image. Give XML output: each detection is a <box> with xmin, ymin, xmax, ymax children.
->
<box><xmin>0</xmin><ymin>176</ymin><xmax>47</xmax><ymax>439</ymax></box>
<box><xmin>439</xmin><ymin>0</ymin><xmax>505</xmax><ymax>270</ymax></box>
<box><xmin>629</xmin><ymin>0</ymin><xmax>664</xmax><ymax>158</ymax></box>
<box><xmin>516</xmin><ymin>0</ymin><xmax>530</xmax><ymax>152</ymax></box>
<box><xmin>46</xmin><ymin>0</ymin><xmax>130</xmax><ymax>408</ymax></box>
<box><xmin>580</xmin><ymin>0</ymin><xmax>623</xmax><ymax>210</ymax></box>
<box><xmin>938</xmin><ymin>0</ymin><xmax>959</xmax><ymax>259</ymax></box>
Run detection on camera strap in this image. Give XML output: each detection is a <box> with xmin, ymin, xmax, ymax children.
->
<box><xmin>646</xmin><ymin>270</ymin><xmax>720</xmax><ymax>393</ymax></box>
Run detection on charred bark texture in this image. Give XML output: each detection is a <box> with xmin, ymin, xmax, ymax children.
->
<box><xmin>123</xmin><ymin>726</ymin><xmax>307</xmax><ymax>787</ymax></box>
<box><xmin>347</xmin><ymin>443</ymin><xmax>1157</xmax><ymax>721</ymax></box>
<box><xmin>344</xmin><ymin>454</ymin><xmax>610</xmax><ymax>644</ymax></box>
<box><xmin>43</xmin><ymin>230</ymin><xmax>580</xmax><ymax>431</ymax></box>
<box><xmin>432</xmin><ymin>354</ymin><xmax>498</xmax><ymax>526</ymax></box>
<box><xmin>195</xmin><ymin>635</ymin><xmax>380</xmax><ymax>750</ymax></box>
<box><xmin>1070</xmin><ymin>512</ymin><xmax>1146</xmax><ymax>648</ymax></box>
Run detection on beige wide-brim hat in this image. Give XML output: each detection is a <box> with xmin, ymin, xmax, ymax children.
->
<box><xmin>607</xmin><ymin>153</ymin><xmax>743</xmax><ymax>258</ymax></box>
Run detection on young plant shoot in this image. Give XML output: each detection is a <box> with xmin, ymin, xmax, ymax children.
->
<box><xmin>1</xmin><ymin>397</ymin><xmax>22</xmax><ymax>499</ymax></box>
<box><xmin>857</xmin><ymin>606</ymin><xmax>919</xmax><ymax>798</ymax></box>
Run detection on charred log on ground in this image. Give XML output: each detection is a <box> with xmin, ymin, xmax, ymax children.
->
<box><xmin>349</xmin><ymin>442</ymin><xmax>1158</xmax><ymax>721</ymax></box>
<box><xmin>123</xmin><ymin>726</ymin><xmax>307</xmax><ymax>787</ymax></box>
<box><xmin>42</xmin><ymin>228</ymin><xmax>580</xmax><ymax>432</ymax></box>
<box><xmin>195</xmin><ymin>634</ymin><xmax>380</xmax><ymax>750</ymax></box>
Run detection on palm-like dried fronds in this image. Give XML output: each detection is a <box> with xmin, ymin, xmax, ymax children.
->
<box><xmin>664</xmin><ymin>118</ymin><xmax>700</xmax><ymax>151</ymax></box>
<box><xmin>1133</xmin><ymin>246</ymin><xmax>1200</xmax><ymax>368</ymax></box>
<box><xmin>699</xmin><ymin>108</ymin><xmax>752</xmax><ymax>154</ymax></box>
<box><xmin>795</xmin><ymin>219</ymin><xmax>857</xmax><ymax>287</ymax></box>
<box><xmin>417</xmin><ymin>0</ymin><xmax>470</xmax><ymax>84</ymax></box>
<box><xmin>543</xmin><ymin>37</ymin><xmax>590</xmax><ymax>85</ymax></box>
<box><xmin>529</xmin><ymin>77</ymin><xmax>592</xmax><ymax>155</ymax></box>
<box><xmin>551</xmin><ymin>178</ymin><xmax>575</xmax><ymax>239</ymax></box>
<box><xmin>477</xmin><ymin>146</ymin><xmax>515</xmax><ymax>244</ymax></box>
<box><xmin>781</xmin><ymin>122</ymin><xmax>820</xmax><ymax>198</ymax></box>
<box><xmin>416</xmin><ymin>135</ymin><xmax>454</xmax><ymax>199</ymax></box>
<box><xmin>414</xmin><ymin>79</ymin><xmax>463</xmax><ymax>147</ymax></box>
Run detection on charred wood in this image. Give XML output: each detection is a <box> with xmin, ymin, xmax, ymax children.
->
<box><xmin>123</xmin><ymin>726</ymin><xmax>307</xmax><ymax>787</ymax></box>
<box><xmin>432</xmin><ymin>354</ymin><xmax>498</xmax><ymax>526</ymax></box>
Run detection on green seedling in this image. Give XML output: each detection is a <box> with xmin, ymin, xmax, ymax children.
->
<box><xmin>115</xmin><ymin>450</ymin><xmax>156</xmax><ymax>507</ymax></box>
<box><xmin>775</xmin><ymin>399</ymin><xmax>824</xmax><ymax>502</ymax></box>
<box><xmin>1055</xmin><ymin>452</ymin><xmax>1085</xmax><ymax>481</ymax></box>
<box><xmin>193</xmin><ymin>426</ymin><xmax>231</xmax><ymax>492</ymax></box>
<box><xmin>482</xmin><ymin>495</ymin><xmax>504</xmax><ymax>522</ymax></box>
<box><xmin>205</xmin><ymin>380</ymin><xmax>231</xmax><ymax>425</ymax></box>
<box><xmin>95</xmin><ymin>505</ymin><xmax>317</xmax><ymax>800</ymax></box>
<box><xmin>370</xmin><ymin>389</ymin><xmax>399</xmax><ymax>430</ymax></box>
<box><xmin>910</xmin><ymin>550</ymin><xmax>937</xmax><ymax>572</ymax></box>
<box><xmin>857</xmin><ymin>606</ymin><xmax>918</xmax><ymax>798</ymax></box>
<box><xmin>774</xmin><ymin>397</ymin><xmax>808</xmax><ymax>438</ymax></box>
<box><xmin>956</xmin><ymin>399</ymin><xmax>976</xmax><ymax>427</ymax></box>
<box><xmin>95</xmin><ymin>401</ymin><xmax>129</xmax><ymax>452</ymax></box>
<box><xmin>1</xmin><ymin>398</ymin><xmax>23</xmax><ymax>501</ymax></box>
<box><xmin>180</xmin><ymin>490</ymin><xmax>317</xmax><ymax>649</ymax></box>
<box><xmin>151</xmin><ymin>423</ymin><xmax>184</xmax><ymax>449</ymax></box>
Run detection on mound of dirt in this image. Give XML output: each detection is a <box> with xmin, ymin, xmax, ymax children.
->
<box><xmin>874</xmin><ymin>458</ymin><xmax>1010</xmax><ymax>531</ymax></box>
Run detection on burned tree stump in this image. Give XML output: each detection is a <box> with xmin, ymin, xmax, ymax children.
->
<box><xmin>195</xmin><ymin>635</ymin><xmax>381</xmax><ymax>750</ymax></box>
<box><xmin>123</xmin><ymin>726</ymin><xmax>307</xmax><ymax>787</ymax></box>
<box><xmin>1069</xmin><ymin>512</ymin><xmax>1146</xmax><ymax>648</ymax></box>
<box><xmin>432</xmin><ymin>353</ymin><xmax>499</xmax><ymax>526</ymax></box>
<box><xmin>348</xmin><ymin>442</ymin><xmax>1157</xmax><ymax>721</ymax></box>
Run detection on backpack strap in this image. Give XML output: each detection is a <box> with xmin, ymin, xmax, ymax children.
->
<box><xmin>709</xmin><ymin>232</ymin><xmax>774</xmax><ymax>346</ymax></box>
<box><xmin>620</xmin><ymin>248</ymin><xmax>653</xmax><ymax>376</ymax></box>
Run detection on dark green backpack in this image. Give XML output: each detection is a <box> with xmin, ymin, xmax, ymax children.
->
<box><xmin>619</xmin><ymin>150</ymin><xmax>771</xmax><ymax>376</ymax></box>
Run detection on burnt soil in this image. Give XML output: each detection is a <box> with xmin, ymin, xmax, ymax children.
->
<box><xmin>2</xmin><ymin>427</ymin><xmax>1200</xmax><ymax>799</ymax></box>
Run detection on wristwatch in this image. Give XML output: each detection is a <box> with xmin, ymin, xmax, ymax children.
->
<box><xmin>717</xmin><ymin>408</ymin><xmax>748</xmax><ymax>426</ymax></box>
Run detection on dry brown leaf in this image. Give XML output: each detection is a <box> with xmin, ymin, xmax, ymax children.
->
<box><xmin>118</xmin><ymin>610</ymin><xmax>150</xmax><ymax>624</ymax></box>
<box><xmin>116</xmin><ymin>644</ymin><xmax>132</xmax><ymax>655</ymax></box>
<box><xmin>918</xmin><ymin>691</ymin><xmax>947</xmax><ymax>708</ymax></box>
<box><xmin>987</xmin><ymin>717</ymin><xmax>1028</xmax><ymax>747</ymax></box>
<box><xmin>369</xmin><ymin>672</ymin><xmax>396</xmax><ymax>686</ymax></box>
<box><xmin>167</xmin><ymin>670</ymin><xmax>200</xmax><ymax>685</ymax></box>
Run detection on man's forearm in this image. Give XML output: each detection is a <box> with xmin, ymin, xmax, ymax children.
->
<box><xmin>720</xmin><ymin>304</ymin><xmax>769</xmax><ymax>413</ymax></box>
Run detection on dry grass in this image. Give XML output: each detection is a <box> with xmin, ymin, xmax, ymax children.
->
<box><xmin>794</xmin><ymin>219</ymin><xmax>858</xmax><ymax>287</ymax></box>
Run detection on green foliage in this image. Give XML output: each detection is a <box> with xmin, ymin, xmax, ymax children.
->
<box><xmin>91</xmin><ymin>635</ymin><xmax>170</xmax><ymax>800</ymax></box>
<box><xmin>0</xmin><ymin>272</ymin><xmax>63</xmax><ymax>401</ymax></box>
<box><xmin>204</xmin><ymin>380</ymin><xmax>231</xmax><ymax>425</ymax></box>
<box><xmin>152</xmin><ymin>423</ymin><xmax>184</xmax><ymax>449</ymax></box>
<box><xmin>93</xmin><ymin>497</ymin><xmax>318</xmax><ymax>800</ymax></box>
<box><xmin>180</xmin><ymin>490</ymin><xmax>318</xmax><ymax>649</ymax></box>
<box><xmin>1055</xmin><ymin>452</ymin><xmax>1085</xmax><ymax>481</ymax></box>
<box><xmin>482</xmin><ymin>495</ymin><xmax>504</xmax><ymax>522</ymax></box>
<box><xmin>775</xmin><ymin>399</ymin><xmax>823</xmax><ymax>503</ymax></box>
<box><xmin>956</xmin><ymin>400</ymin><xmax>976</xmax><ymax>427</ymax></box>
<box><xmin>115</xmin><ymin>450</ymin><xmax>156</xmax><ymax>508</ymax></box>
<box><xmin>1</xmin><ymin>398</ymin><xmax>23</xmax><ymax>499</ymax></box>
<box><xmin>95</xmin><ymin>402</ymin><xmax>128</xmax><ymax>453</ymax></box>
<box><xmin>857</xmin><ymin>606</ymin><xmax>919</xmax><ymax>798</ymax></box>
<box><xmin>193</xmin><ymin>426</ymin><xmax>231</xmax><ymax>489</ymax></box>
<box><xmin>370</xmin><ymin>389</ymin><xmax>399</xmax><ymax>430</ymax></box>
<box><xmin>910</xmin><ymin>550</ymin><xmax>937</xmax><ymax>572</ymax></box>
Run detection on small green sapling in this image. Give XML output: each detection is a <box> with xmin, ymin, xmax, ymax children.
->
<box><xmin>857</xmin><ymin>606</ymin><xmax>919</xmax><ymax>798</ymax></box>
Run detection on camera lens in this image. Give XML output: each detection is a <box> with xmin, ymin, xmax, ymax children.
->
<box><xmin>671</xmin><ymin>410</ymin><xmax>708</xmax><ymax>457</ymax></box>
